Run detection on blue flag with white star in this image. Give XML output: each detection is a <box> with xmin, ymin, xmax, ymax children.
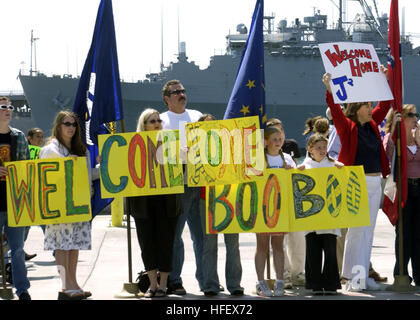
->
<box><xmin>223</xmin><ymin>0</ymin><xmax>266</xmax><ymax>128</ymax></box>
<box><xmin>73</xmin><ymin>0</ymin><xmax>123</xmax><ymax>217</ymax></box>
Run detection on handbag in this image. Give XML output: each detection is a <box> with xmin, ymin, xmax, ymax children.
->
<box><xmin>136</xmin><ymin>271</ymin><xmax>160</xmax><ymax>293</ymax></box>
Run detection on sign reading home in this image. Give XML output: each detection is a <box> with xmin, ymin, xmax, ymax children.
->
<box><xmin>319</xmin><ymin>42</ymin><xmax>393</xmax><ymax>104</ymax></box>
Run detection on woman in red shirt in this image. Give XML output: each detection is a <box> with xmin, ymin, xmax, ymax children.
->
<box><xmin>322</xmin><ymin>72</ymin><xmax>391</xmax><ymax>292</ymax></box>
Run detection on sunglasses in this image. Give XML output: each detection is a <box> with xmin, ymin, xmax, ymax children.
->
<box><xmin>147</xmin><ymin>119</ymin><xmax>163</xmax><ymax>124</ymax></box>
<box><xmin>169</xmin><ymin>89</ymin><xmax>186</xmax><ymax>96</ymax></box>
<box><xmin>407</xmin><ymin>112</ymin><xmax>419</xmax><ymax>118</ymax></box>
<box><xmin>0</xmin><ymin>104</ymin><xmax>14</xmax><ymax>111</ymax></box>
<box><xmin>62</xmin><ymin>121</ymin><xmax>77</xmax><ymax>127</ymax></box>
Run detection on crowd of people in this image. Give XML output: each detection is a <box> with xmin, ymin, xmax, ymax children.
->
<box><xmin>0</xmin><ymin>69</ymin><xmax>419</xmax><ymax>300</ymax></box>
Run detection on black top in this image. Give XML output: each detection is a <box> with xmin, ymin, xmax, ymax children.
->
<box><xmin>127</xmin><ymin>194</ymin><xmax>180</xmax><ymax>219</ymax></box>
<box><xmin>282</xmin><ymin>139</ymin><xmax>301</xmax><ymax>159</ymax></box>
<box><xmin>354</xmin><ymin>123</ymin><xmax>382</xmax><ymax>174</ymax></box>
<box><xmin>0</xmin><ymin>132</ymin><xmax>12</xmax><ymax>211</ymax></box>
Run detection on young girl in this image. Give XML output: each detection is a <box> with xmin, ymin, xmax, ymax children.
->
<box><xmin>255</xmin><ymin>126</ymin><xmax>294</xmax><ymax>297</ymax></box>
<box><xmin>298</xmin><ymin>133</ymin><xmax>343</xmax><ymax>295</ymax></box>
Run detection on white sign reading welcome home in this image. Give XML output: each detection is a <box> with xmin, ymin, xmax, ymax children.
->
<box><xmin>319</xmin><ymin>42</ymin><xmax>393</xmax><ymax>104</ymax></box>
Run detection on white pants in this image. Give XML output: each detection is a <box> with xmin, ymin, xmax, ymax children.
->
<box><xmin>284</xmin><ymin>231</ymin><xmax>306</xmax><ymax>277</ymax></box>
<box><xmin>342</xmin><ymin>175</ymin><xmax>382</xmax><ymax>281</ymax></box>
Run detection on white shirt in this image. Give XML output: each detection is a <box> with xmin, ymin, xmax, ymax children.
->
<box><xmin>266</xmin><ymin>153</ymin><xmax>296</xmax><ymax>169</ymax></box>
<box><xmin>160</xmin><ymin>108</ymin><xmax>203</xmax><ymax>183</ymax></box>
<box><xmin>160</xmin><ymin>108</ymin><xmax>203</xmax><ymax>147</ymax></box>
<box><xmin>301</xmin><ymin>156</ymin><xmax>342</xmax><ymax>237</ymax></box>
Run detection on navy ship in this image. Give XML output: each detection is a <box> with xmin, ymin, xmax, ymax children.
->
<box><xmin>18</xmin><ymin>0</ymin><xmax>420</xmax><ymax>147</ymax></box>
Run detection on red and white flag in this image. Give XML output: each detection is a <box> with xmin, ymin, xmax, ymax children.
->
<box><xmin>382</xmin><ymin>0</ymin><xmax>407</xmax><ymax>226</ymax></box>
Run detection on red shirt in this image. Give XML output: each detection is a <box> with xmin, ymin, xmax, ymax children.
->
<box><xmin>326</xmin><ymin>91</ymin><xmax>391</xmax><ymax>178</ymax></box>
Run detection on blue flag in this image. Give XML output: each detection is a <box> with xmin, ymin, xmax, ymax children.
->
<box><xmin>73</xmin><ymin>0</ymin><xmax>123</xmax><ymax>217</ymax></box>
<box><xmin>224</xmin><ymin>0</ymin><xmax>266</xmax><ymax>129</ymax></box>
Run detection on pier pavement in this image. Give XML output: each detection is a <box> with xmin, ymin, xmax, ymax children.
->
<box><xmin>4</xmin><ymin>210</ymin><xmax>420</xmax><ymax>303</ymax></box>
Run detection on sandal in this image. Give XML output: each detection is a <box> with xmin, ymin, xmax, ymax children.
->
<box><xmin>144</xmin><ymin>288</ymin><xmax>156</xmax><ymax>298</ymax></box>
<box><xmin>154</xmin><ymin>289</ymin><xmax>167</xmax><ymax>298</ymax></box>
<box><xmin>58</xmin><ymin>290</ymin><xmax>85</xmax><ymax>300</ymax></box>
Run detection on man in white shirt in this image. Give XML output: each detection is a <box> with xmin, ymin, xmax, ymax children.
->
<box><xmin>160</xmin><ymin>80</ymin><xmax>204</xmax><ymax>295</ymax></box>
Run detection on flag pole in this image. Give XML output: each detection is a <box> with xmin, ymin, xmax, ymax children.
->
<box><xmin>114</xmin><ymin>119</ymin><xmax>140</xmax><ymax>297</ymax></box>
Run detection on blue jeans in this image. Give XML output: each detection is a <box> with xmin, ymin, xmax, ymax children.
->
<box><xmin>169</xmin><ymin>186</ymin><xmax>204</xmax><ymax>289</ymax></box>
<box><xmin>200</xmin><ymin>199</ymin><xmax>243</xmax><ymax>294</ymax></box>
<box><xmin>0</xmin><ymin>212</ymin><xmax>30</xmax><ymax>296</ymax></box>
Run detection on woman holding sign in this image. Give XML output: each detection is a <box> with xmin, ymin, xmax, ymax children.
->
<box><xmin>322</xmin><ymin>71</ymin><xmax>391</xmax><ymax>292</ymax></box>
<box><xmin>128</xmin><ymin>108</ymin><xmax>179</xmax><ymax>298</ymax></box>
<box><xmin>39</xmin><ymin>111</ymin><xmax>96</xmax><ymax>300</ymax></box>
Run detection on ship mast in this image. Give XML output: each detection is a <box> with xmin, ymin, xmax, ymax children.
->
<box><xmin>30</xmin><ymin>30</ymin><xmax>39</xmax><ymax>76</ymax></box>
<box><xmin>160</xmin><ymin>5</ymin><xmax>164</xmax><ymax>71</ymax></box>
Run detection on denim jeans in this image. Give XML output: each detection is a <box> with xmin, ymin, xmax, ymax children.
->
<box><xmin>199</xmin><ymin>199</ymin><xmax>243</xmax><ymax>294</ymax></box>
<box><xmin>393</xmin><ymin>181</ymin><xmax>420</xmax><ymax>285</ymax></box>
<box><xmin>0</xmin><ymin>211</ymin><xmax>30</xmax><ymax>296</ymax></box>
<box><xmin>168</xmin><ymin>186</ymin><xmax>204</xmax><ymax>289</ymax></box>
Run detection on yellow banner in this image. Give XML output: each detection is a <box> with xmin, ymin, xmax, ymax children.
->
<box><xmin>98</xmin><ymin>130</ymin><xmax>184</xmax><ymax>198</ymax></box>
<box><xmin>185</xmin><ymin>116</ymin><xmax>264</xmax><ymax>187</ymax></box>
<box><xmin>206</xmin><ymin>166</ymin><xmax>369</xmax><ymax>233</ymax></box>
<box><xmin>5</xmin><ymin>157</ymin><xmax>92</xmax><ymax>227</ymax></box>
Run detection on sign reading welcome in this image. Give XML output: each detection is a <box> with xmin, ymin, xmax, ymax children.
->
<box><xmin>319</xmin><ymin>42</ymin><xmax>393</xmax><ymax>104</ymax></box>
<box><xmin>6</xmin><ymin>157</ymin><xmax>92</xmax><ymax>227</ymax></box>
<box><xmin>98</xmin><ymin>130</ymin><xmax>184</xmax><ymax>198</ymax></box>
<box><xmin>185</xmin><ymin>116</ymin><xmax>264</xmax><ymax>187</ymax></box>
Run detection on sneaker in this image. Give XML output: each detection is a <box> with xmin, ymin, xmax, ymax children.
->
<box><xmin>273</xmin><ymin>280</ymin><xmax>284</xmax><ymax>296</ymax></box>
<box><xmin>345</xmin><ymin>279</ymin><xmax>363</xmax><ymax>292</ymax></box>
<box><xmin>365</xmin><ymin>277</ymin><xmax>381</xmax><ymax>291</ymax></box>
<box><xmin>292</xmin><ymin>272</ymin><xmax>306</xmax><ymax>286</ymax></box>
<box><xmin>18</xmin><ymin>292</ymin><xmax>31</xmax><ymax>300</ymax></box>
<box><xmin>256</xmin><ymin>280</ymin><xmax>273</xmax><ymax>297</ymax></box>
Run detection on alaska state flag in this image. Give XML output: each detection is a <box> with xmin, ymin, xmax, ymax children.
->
<box><xmin>382</xmin><ymin>0</ymin><xmax>407</xmax><ymax>226</ymax></box>
<box><xmin>223</xmin><ymin>0</ymin><xmax>266</xmax><ymax>129</ymax></box>
<box><xmin>73</xmin><ymin>0</ymin><xmax>123</xmax><ymax>217</ymax></box>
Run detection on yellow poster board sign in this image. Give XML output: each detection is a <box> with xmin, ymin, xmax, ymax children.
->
<box><xmin>206</xmin><ymin>166</ymin><xmax>369</xmax><ymax>233</ymax></box>
<box><xmin>5</xmin><ymin>157</ymin><xmax>92</xmax><ymax>227</ymax></box>
<box><xmin>98</xmin><ymin>130</ymin><xmax>184</xmax><ymax>198</ymax></box>
<box><xmin>185</xmin><ymin>116</ymin><xmax>264</xmax><ymax>187</ymax></box>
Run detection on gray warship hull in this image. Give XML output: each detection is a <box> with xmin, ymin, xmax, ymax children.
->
<box><xmin>18</xmin><ymin>53</ymin><xmax>420</xmax><ymax>147</ymax></box>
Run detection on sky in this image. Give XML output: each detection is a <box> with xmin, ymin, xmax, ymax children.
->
<box><xmin>1</xmin><ymin>0</ymin><xmax>419</xmax><ymax>92</ymax></box>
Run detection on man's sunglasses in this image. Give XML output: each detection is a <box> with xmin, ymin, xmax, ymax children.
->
<box><xmin>407</xmin><ymin>112</ymin><xmax>419</xmax><ymax>118</ymax></box>
<box><xmin>0</xmin><ymin>105</ymin><xmax>14</xmax><ymax>111</ymax></box>
<box><xmin>169</xmin><ymin>89</ymin><xmax>186</xmax><ymax>96</ymax></box>
<box><xmin>147</xmin><ymin>119</ymin><xmax>163</xmax><ymax>124</ymax></box>
<box><xmin>62</xmin><ymin>121</ymin><xmax>77</xmax><ymax>127</ymax></box>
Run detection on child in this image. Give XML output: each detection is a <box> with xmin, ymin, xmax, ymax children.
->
<box><xmin>255</xmin><ymin>126</ymin><xmax>294</xmax><ymax>297</ymax></box>
<box><xmin>298</xmin><ymin>133</ymin><xmax>343</xmax><ymax>295</ymax></box>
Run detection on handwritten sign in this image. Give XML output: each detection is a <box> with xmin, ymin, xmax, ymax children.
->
<box><xmin>319</xmin><ymin>42</ymin><xmax>393</xmax><ymax>103</ymax></box>
<box><xmin>5</xmin><ymin>157</ymin><xmax>92</xmax><ymax>227</ymax></box>
<box><xmin>29</xmin><ymin>145</ymin><xmax>41</xmax><ymax>160</ymax></box>
<box><xmin>185</xmin><ymin>116</ymin><xmax>264</xmax><ymax>187</ymax></box>
<box><xmin>98</xmin><ymin>130</ymin><xmax>184</xmax><ymax>198</ymax></box>
<box><xmin>206</xmin><ymin>166</ymin><xmax>369</xmax><ymax>233</ymax></box>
